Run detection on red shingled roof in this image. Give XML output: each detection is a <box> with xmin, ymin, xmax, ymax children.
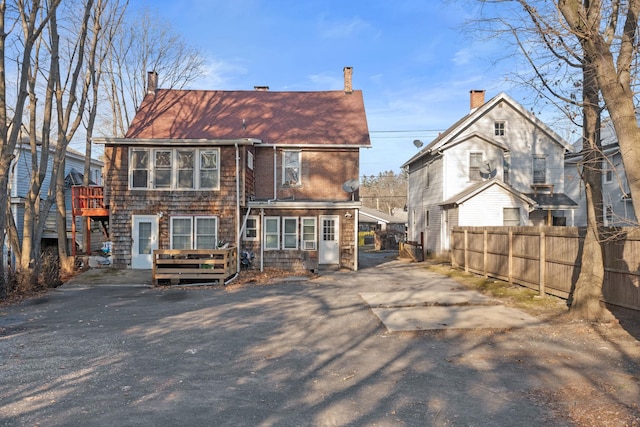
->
<box><xmin>125</xmin><ymin>89</ymin><xmax>371</xmax><ymax>147</ymax></box>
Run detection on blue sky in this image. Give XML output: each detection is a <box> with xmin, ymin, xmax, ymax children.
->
<box><xmin>129</xmin><ymin>0</ymin><xmax>542</xmax><ymax>177</ymax></box>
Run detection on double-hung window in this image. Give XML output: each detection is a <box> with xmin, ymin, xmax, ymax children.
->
<box><xmin>244</xmin><ymin>216</ymin><xmax>259</xmax><ymax>241</ymax></box>
<box><xmin>603</xmin><ymin>160</ymin><xmax>613</xmax><ymax>183</ymax></box>
<box><xmin>170</xmin><ymin>216</ymin><xmax>218</xmax><ymax>249</ymax></box>
<box><xmin>301</xmin><ymin>217</ymin><xmax>317</xmax><ymax>250</ymax></box>
<box><xmin>199</xmin><ymin>150</ymin><xmax>218</xmax><ymax>188</ymax></box>
<box><xmin>283</xmin><ymin>217</ymin><xmax>299</xmax><ymax>249</ymax></box>
<box><xmin>129</xmin><ymin>148</ymin><xmax>220</xmax><ymax>190</ymax></box>
<box><xmin>131</xmin><ymin>149</ymin><xmax>150</xmax><ymax>188</ymax></box>
<box><xmin>469</xmin><ymin>152</ymin><xmax>483</xmax><ymax>182</ymax></box>
<box><xmin>264</xmin><ymin>217</ymin><xmax>280</xmax><ymax>250</ymax></box>
<box><xmin>283</xmin><ymin>151</ymin><xmax>301</xmax><ymax>186</ymax></box>
<box><xmin>533</xmin><ymin>156</ymin><xmax>546</xmax><ymax>184</ymax></box>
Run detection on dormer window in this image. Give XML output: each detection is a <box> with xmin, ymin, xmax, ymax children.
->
<box><xmin>494</xmin><ymin>121</ymin><xmax>506</xmax><ymax>136</ymax></box>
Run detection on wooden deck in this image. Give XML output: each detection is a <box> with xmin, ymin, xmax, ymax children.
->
<box><xmin>152</xmin><ymin>248</ymin><xmax>238</xmax><ymax>286</ymax></box>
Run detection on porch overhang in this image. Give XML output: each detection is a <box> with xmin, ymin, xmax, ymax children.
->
<box><xmin>248</xmin><ymin>200</ymin><xmax>361</xmax><ymax>209</ymax></box>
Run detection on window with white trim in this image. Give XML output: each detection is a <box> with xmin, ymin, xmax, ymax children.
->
<box><xmin>494</xmin><ymin>121</ymin><xmax>506</xmax><ymax>136</ymax></box>
<box><xmin>533</xmin><ymin>156</ymin><xmax>546</xmax><ymax>184</ymax></box>
<box><xmin>302</xmin><ymin>217</ymin><xmax>317</xmax><ymax>250</ymax></box>
<box><xmin>283</xmin><ymin>150</ymin><xmax>301</xmax><ymax>186</ymax></box>
<box><xmin>606</xmin><ymin>205</ymin><xmax>613</xmax><ymax>225</ymax></box>
<box><xmin>603</xmin><ymin>160</ymin><xmax>613</xmax><ymax>183</ymax></box>
<box><xmin>131</xmin><ymin>149</ymin><xmax>149</xmax><ymax>188</ymax></box>
<box><xmin>469</xmin><ymin>152</ymin><xmax>483</xmax><ymax>182</ymax></box>
<box><xmin>170</xmin><ymin>216</ymin><xmax>218</xmax><ymax>249</ymax></box>
<box><xmin>177</xmin><ymin>150</ymin><xmax>194</xmax><ymax>188</ymax></box>
<box><xmin>264</xmin><ymin>217</ymin><xmax>280</xmax><ymax>250</ymax></box>
<box><xmin>244</xmin><ymin>216</ymin><xmax>259</xmax><ymax>241</ymax></box>
<box><xmin>129</xmin><ymin>148</ymin><xmax>220</xmax><ymax>190</ymax></box>
<box><xmin>247</xmin><ymin>151</ymin><xmax>254</xmax><ymax>170</ymax></box>
<box><xmin>283</xmin><ymin>217</ymin><xmax>299</xmax><ymax>249</ymax></box>
<box><xmin>503</xmin><ymin>208</ymin><xmax>520</xmax><ymax>226</ymax></box>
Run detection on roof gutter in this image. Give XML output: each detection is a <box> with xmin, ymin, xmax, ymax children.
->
<box><xmin>93</xmin><ymin>137</ymin><xmax>263</xmax><ymax>146</ymax></box>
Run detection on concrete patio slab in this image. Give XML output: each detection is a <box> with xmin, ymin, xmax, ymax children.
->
<box><xmin>360</xmin><ymin>289</ymin><xmax>497</xmax><ymax>307</ymax></box>
<box><xmin>370</xmin><ymin>305</ymin><xmax>542</xmax><ymax>331</ymax></box>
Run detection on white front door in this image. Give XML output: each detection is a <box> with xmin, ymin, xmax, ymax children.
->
<box><xmin>132</xmin><ymin>215</ymin><xmax>158</xmax><ymax>269</ymax></box>
<box><xmin>319</xmin><ymin>215</ymin><xmax>339</xmax><ymax>265</ymax></box>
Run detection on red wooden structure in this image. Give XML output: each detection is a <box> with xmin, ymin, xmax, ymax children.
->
<box><xmin>71</xmin><ymin>186</ymin><xmax>109</xmax><ymax>257</ymax></box>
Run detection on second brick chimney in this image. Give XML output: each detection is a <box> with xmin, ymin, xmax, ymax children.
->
<box><xmin>470</xmin><ymin>89</ymin><xmax>485</xmax><ymax>111</ymax></box>
<box><xmin>147</xmin><ymin>71</ymin><xmax>158</xmax><ymax>96</ymax></box>
<box><xmin>344</xmin><ymin>66</ymin><xmax>353</xmax><ymax>94</ymax></box>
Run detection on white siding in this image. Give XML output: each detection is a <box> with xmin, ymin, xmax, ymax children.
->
<box><xmin>458</xmin><ymin>185</ymin><xmax>529</xmax><ymax>226</ymax></box>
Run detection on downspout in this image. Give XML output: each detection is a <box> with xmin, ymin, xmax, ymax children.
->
<box><xmin>268</xmin><ymin>146</ymin><xmax>277</xmax><ymax>203</ymax></box>
<box><xmin>235</xmin><ymin>143</ymin><xmax>241</xmax><ymax>273</ymax></box>
<box><xmin>354</xmin><ymin>208</ymin><xmax>359</xmax><ymax>271</ymax></box>
<box><xmin>260</xmin><ymin>208</ymin><xmax>264</xmax><ymax>272</ymax></box>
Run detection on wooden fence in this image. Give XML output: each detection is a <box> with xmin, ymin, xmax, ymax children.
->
<box><xmin>450</xmin><ymin>226</ymin><xmax>640</xmax><ymax>313</ymax></box>
<box><xmin>152</xmin><ymin>248</ymin><xmax>237</xmax><ymax>286</ymax></box>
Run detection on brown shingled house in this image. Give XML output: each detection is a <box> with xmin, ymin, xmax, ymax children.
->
<box><xmin>95</xmin><ymin>67</ymin><xmax>370</xmax><ymax>273</ymax></box>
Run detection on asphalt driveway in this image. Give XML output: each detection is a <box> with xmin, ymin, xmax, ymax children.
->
<box><xmin>1</xmin><ymin>252</ymin><xmax>638</xmax><ymax>426</ymax></box>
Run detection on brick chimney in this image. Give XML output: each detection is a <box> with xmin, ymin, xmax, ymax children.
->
<box><xmin>343</xmin><ymin>66</ymin><xmax>353</xmax><ymax>94</ymax></box>
<box><xmin>254</xmin><ymin>86</ymin><xmax>269</xmax><ymax>91</ymax></box>
<box><xmin>147</xmin><ymin>71</ymin><xmax>158</xmax><ymax>96</ymax></box>
<box><xmin>470</xmin><ymin>90</ymin><xmax>485</xmax><ymax>111</ymax></box>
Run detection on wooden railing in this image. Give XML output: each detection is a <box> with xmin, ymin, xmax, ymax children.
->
<box><xmin>152</xmin><ymin>248</ymin><xmax>238</xmax><ymax>286</ymax></box>
<box><xmin>71</xmin><ymin>186</ymin><xmax>108</xmax><ymax>217</ymax></box>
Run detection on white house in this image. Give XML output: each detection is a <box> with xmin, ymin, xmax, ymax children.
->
<box><xmin>565</xmin><ymin>117</ymin><xmax>637</xmax><ymax>227</ymax></box>
<box><xmin>402</xmin><ymin>90</ymin><xmax>577</xmax><ymax>255</ymax></box>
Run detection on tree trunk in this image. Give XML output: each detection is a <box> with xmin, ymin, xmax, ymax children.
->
<box><xmin>569</xmin><ymin>48</ymin><xmax>612</xmax><ymax>321</ymax></box>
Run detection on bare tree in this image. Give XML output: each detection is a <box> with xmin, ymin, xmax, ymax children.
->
<box><xmin>0</xmin><ymin>0</ymin><xmax>60</xmax><ymax>296</ymax></box>
<box><xmin>360</xmin><ymin>171</ymin><xmax>407</xmax><ymax>215</ymax></box>
<box><xmin>101</xmin><ymin>7</ymin><xmax>205</xmax><ymax>137</ymax></box>
<box><xmin>467</xmin><ymin>0</ymin><xmax>640</xmax><ymax>320</ymax></box>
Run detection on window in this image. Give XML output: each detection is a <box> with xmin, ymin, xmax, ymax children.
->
<box><xmin>606</xmin><ymin>205</ymin><xmax>613</xmax><ymax>225</ymax></box>
<box><xmin>129</xmin><ymin>148</ymin><xmax>220</xmax><ymax>190</ymax></box>
<box><xmin>177</xmin><ymin>150</ymin><xmax>194</xmax><ymax>189</ymax></box>
<box><xmin>199</xmin><ymin>150</ymin><xmax>218</xmax><ymax>189</ymax></box>
<box><xmin>244</xmin><ymin>216</ymin><xmax>259</xmax><ymax>241</ymax></box>
<box><xmin>154</xmin><ymin>150</ymin><xmax>172</xmax><ymax>189</ymax></box>
<box><xmin>247</xmin><ymin>151</ymin><xmax>254</xmax><ymax>170</ymax></box>
<box><xmin>494</xmin><ymin>121</ymin><xmax>506</xmax><ymax>136</ymax></box>
<box><xmin>283</xmin><ymin>217</ymin><xmax>299</xmax><ymax>249</ymax></box>
<box><xmin>283</xmin><ymin>151</ymin><xmax>301</xmax><ymax>186</ymax></box>
<box><xmin>264</xmin><ymin>217</ymin><xmax>280</xmax><ymax>250</ymax></box>
<box><xmin>131</xmin><ymin>149</ymin><xmax>149</xmax><ymax>188</ymax></box>
<box><xmin>170</xmin><ymin>216</ymin><xmax>218</xmax><ymax>249</ymax></box>
<box><xmin>533</xmin><ymin>156</ymin><xmax>546</xmax><ymax>184</ymax></box>
<box><xmin>302</xmin><ymin>217</ymin><xmax>317</xmax><ymax>250</ymax></box>
<box><xmin>603</xmin><ymin>160</ymin><xmax>613</xmax><ymax>183</ymax></box>
<box><xmin>503</xmin><ymin>208</ymin><xmax>520</xmax><ymax>226</ymax></box>
<box><xmin>195</xmin><ymin>217</ymin><xmax>218</xmax><ymax>249</ymax></box>
<box><xmin>171</xmin><ymin>217</ymin><xmax>193</xmax><ymax>249</ymax></box>
<box><xmin>469</xmin><ymin>152</ymin><xmax>483</xmax><ymax>182</ymax></box>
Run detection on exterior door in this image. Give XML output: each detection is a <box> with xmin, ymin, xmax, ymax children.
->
<box><xmin>132</xmin><ymin>215</ymin><xmax>158</xmax><ymax>269</ymax></box>
<box><xmin>319</xmin><ymin>215</ymin><xmax>339</xmax><ymax>265</ymax></box>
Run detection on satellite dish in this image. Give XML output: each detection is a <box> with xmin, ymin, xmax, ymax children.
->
<box><xmin>479</xmin><ymin>160</ymin><xmax>497</xmax><ymax>178</ymax></box>
<box><xmin>342</xmin><ymin>179</ymin><xmax>360</xmax><ymax>193</ymax></box>
<box><xmin>413</xmin><ymin>139</ymin><xmax>424</xmax><ymax>148</ymax></box>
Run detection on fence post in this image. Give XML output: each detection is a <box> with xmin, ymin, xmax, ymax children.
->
<box><xmin>539</xmin><ymin>229</ymin><xmax>546</xmax><ymax>296</ymax></box>
<box><xmin>464</xmin><ymin>229</ymin><xmax>469</xmax><ymax>273</ymax></box>
<box><xmin>483</xmin><ymin>228</ymin><xmax>488</xmax><ymax>277</ymax></box>
<box><xmin>508</xmin><ymin>228</ymin><xmax>513</xmax><ymax>284</ymax></box>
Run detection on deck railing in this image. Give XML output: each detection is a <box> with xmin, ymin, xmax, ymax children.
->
<box><xmin>152</xmin><ymin>247</ymin><xmax>238</xmax><ymax>286</ymax></box>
